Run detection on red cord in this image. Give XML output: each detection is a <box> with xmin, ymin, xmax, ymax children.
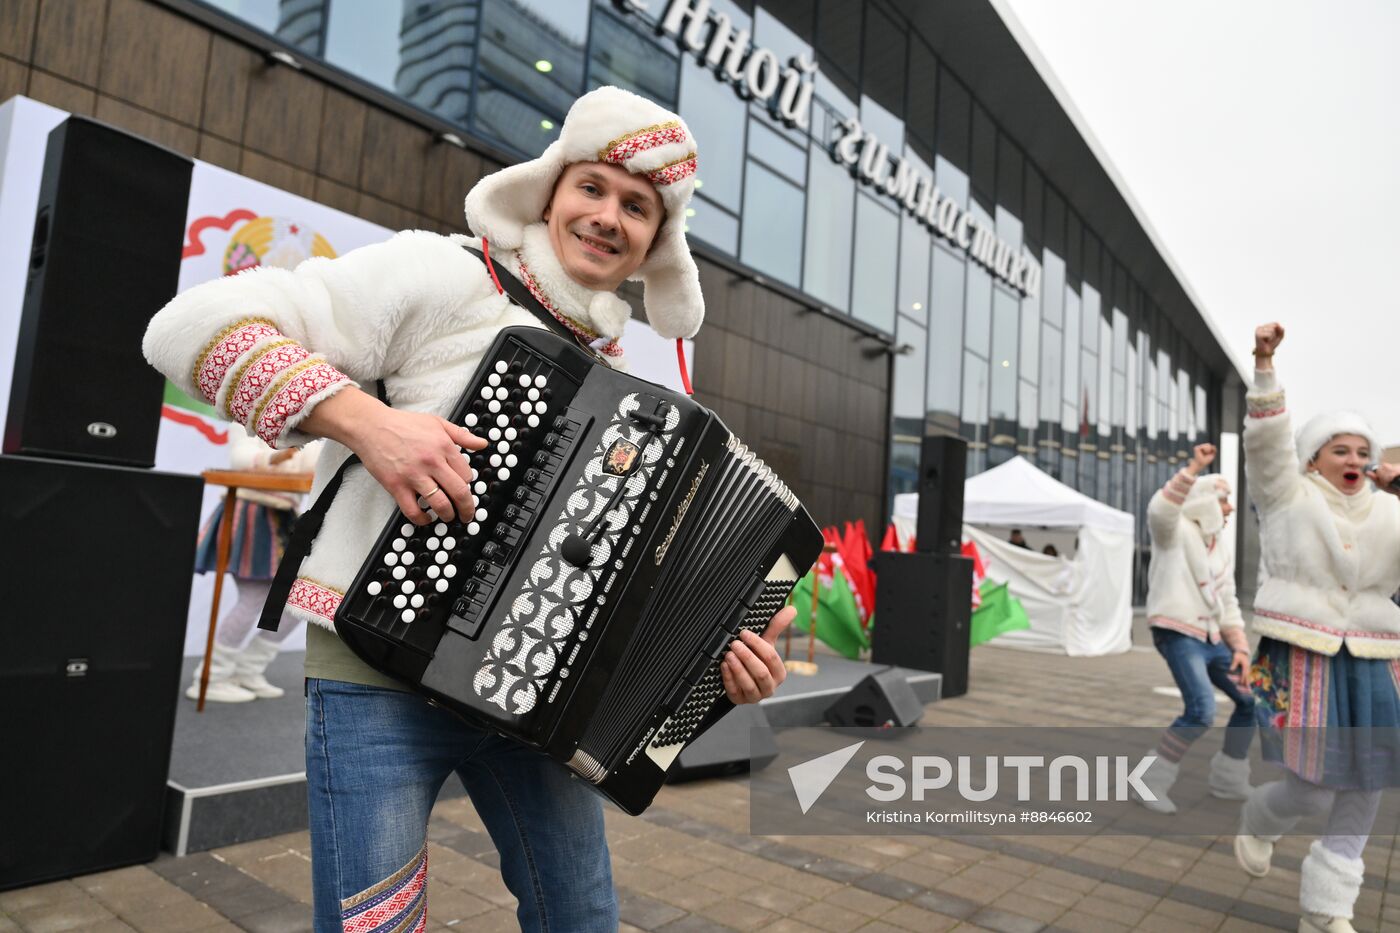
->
<box><xmin>676</xmin><ymin>338</ymin><xmax>693</xmax><ymax>395</ymax></box>
<box><xmin>481</xmin><ymin>237</ymin><xmax>505</xmax><ymax>295</ymax></box>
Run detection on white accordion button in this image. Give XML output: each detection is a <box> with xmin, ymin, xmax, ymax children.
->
<box><xmin>495</xmin><ymin>360</ymin><xmax>508</xmax><ymax>374</ymax></box>
<box><xmin>520</xmin><ymin>402</ymin><xmax>533</xmax><ymax>415</ymax></box>
<box><xmin>505</xmin><ymin>428</ymin><xmax>518</xmax><ymax>441</ymax></box>
<box><xmin>527</xmin><ymin>388</ymin><xmax>540</xmax><ymax>401</ymax></box>
<box><xmin>490</xmin><ymin>454</ymin><xmax>502</xmax><ymax>467</ymax></box>
<box><xmin>498</xmin><ymin>468</ymin><xmax>511</xmax><ymax>481</ymax></box>
<box><xmin>367</xmin><ymin>581</ymin><xmax>382</xmax><ymax>596</ymax></box>
<box><xmin>496</xmin><ymin>414</ymin><xmax>509</xmax><ymax>428</ymax></box>
<box><xmin>495</xmin><ymin>386</ymin><xmax>509</xmax><ymax>400</ymax></box>
<box><xmin>444</xmin><ymin>564</ymin><xmax>458</xmax><ymax>578</ymax></box>
<box><xmin>479</xmin><ymin>386</ymin><xmax>493</xmax><ymax>400</ymax></box>
<box><xmin>392</xmin><ymin>566</ymin><xmax>407</xmax><ymax>580</ymax></box>
<box><xmin>467</xmin><ymin>522</ymin><xmax>480</xmax><ymax>536</ymax></box>
<box><xmin>443</xmin><ymin>537</ymin><xmax>457</xmax><ymax>548</ymax></box>
<box><xmin>400</xmin><ymin>523</ymin><xmax>414</xmax><ymax>536</ymax></box>
<box><xmin>410</xmin><ymin>594</ymin><xmax>425</xmax><ymax>608</ymax></box>
<box><xmin>400</xmin><ymin>551</ymin><xmax>415</xmax><ymax>565</ymax></box>
<box><xmin>435</xmin><ymin>550</ymin><xmax>449</xmax><ymax>564</ymax></box>
<box><xmin>527</xmin><ymin>415</ymin><xmax>540</xmax><ymax>428</ymax></box>
<box><xmin>488</xmin><ymin>400</ymin><xmax>501</xmax><ymax>413</ymax></box>
<box><xmin>497</xmin><ymin>441</ymin><xmax>509</xmax><ymax>454</ymax></box>
<box><xmin>519</xmin><ymin>373</ymin><xmax>531</xmax><ymax>387</ymax></box>
<box><xmin>473</xmin><ymin>481</ymin><xmax>486</xmax><ymax>495</ymax></box>
<box><xmin>401</xmin><ymin>609</ymin><xmax>415</xmax><ymax>623</ymax></box>
<box><xmin>383</xmin><ymin>552</ymin><xmax>398</xmax><ymax>567</ymax></box>
<box><xmin>435</xmin><ymin>522</ymin><xmax>448</xmax><ymax>535</ymax></box>
<box><xmin>435</xmin><ymin>579</ymin><xmax>449</xmax><ymax>593</ymax></box>
<box><xmin>402</xmin><ymin>580</ymin><xmax>415</xmax><ymax>594</ymax></box>
<box><xmin>464</xmin><ymin>413</ymin><xmax>478</xmax><ymax>428</ymax></box>
<box><xmin>474</xmin><ymin>508</ymin><xmax>487</xmax><ymax>522</ymax></box>
<box><xmin>426</xmin><ymin>565</ymin><xmax>440</xmax><ymax>578</ymax></box>
<box><xmin>393</xmin><ymin>595</ymin><xmax>407</xmax><ymax>609</ymax></box>
<box><xmin>426</xmin><ymin>537</ymin><xmax>439</xmax><ymax>551</ymax></box>
<box><xmin>488</xmin><ymin>428</ymin><xmax>501</xmax><ymax>441</ymax></box>
<box><xmin>505</xmin><ymin>454</ymin><xmax>518</xmax><ymax>467</ymax></box>
<box><xmin>487</xmin><ymin>373</ymin><xmax>500</xmax><ymax>387</ymax></box>
<box><xmin>391</xmin><ymin>538</ymin><xmax>406</xmax><ymax>552</ymax></box>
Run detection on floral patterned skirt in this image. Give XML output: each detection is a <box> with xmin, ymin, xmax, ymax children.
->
<box><xmin>1250</xmin><ymin>636</ymin><xmax>1400</xmax><ymax>789</ymax></box>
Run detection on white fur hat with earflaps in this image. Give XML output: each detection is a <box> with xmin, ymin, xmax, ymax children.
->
<box><xmin>463</xmin><ymin>85</ymin><xmax>703</xmax><ymax>340</ymax></box>
<box><xmin>1295</xmin><ymin>411</ymin><xmax>1381</xmax><ymax>474</ymax></box>
<box><xmin>1182</xmin><ymin>474</ymin><xmax>1230</xmax><ymax>535</ymax></box>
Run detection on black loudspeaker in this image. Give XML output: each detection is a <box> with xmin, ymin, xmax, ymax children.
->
<box><xmin>0</xmin><ymin>455</ymin><xmax>202</xmax><ymax>890</ymax></box>
<box><xmin>823</xmin><ymin>668</ymin><xmax>923</xmax><ymax>728</ymax></box>
<box><xmin>870</xmin><ymin>552</ymin><xmax>973</xmax><ymax>698</ymax></box>
<box><xmin>4</xmin><ymin>117</ymin><xmax>193</xmax><ymax>467</ymax></box>
<box><xmin>915</xmin><ymin>435</ymin><xmax>967</xmax><ymax>554</ymax></box>
<box><xmin>666</xmin><ymin>704</ymin><xmax>777</xmax><ymax>782</ymax></box>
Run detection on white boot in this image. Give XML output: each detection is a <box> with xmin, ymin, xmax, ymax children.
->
<box><xmin>1299</xmin><ymin>841</ymin><xmax>1364</xmax><ymax>932</ymax></box>
<box><xmin>232</xmin><ymin>633</ymin><xmax>285</xmax><ymax>699</ymax></box>
<box><xmin>1133</xmin><ymin>754</ymin><xmax>1179</xmax><ymax>814</ymax></box>
<box><xmin>186</xmin><ymin>643</ymin><xmax>256</xmax><ymax>703</ymax></box>
<box><xmin>1235</xmin><ymin>832</ymin><xmax>1275</xmax><ymax>878</ymax></box>
<box><xmin>1209</xmin><ymin>751</ymin><xmax>1253</xmax><ymax>800</ymax></box>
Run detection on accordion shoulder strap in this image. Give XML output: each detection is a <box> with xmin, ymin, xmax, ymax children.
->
<box><xmin>257</xmin><ymin>378</ymin><xmax>389</xmax><ymax>633</ymax></box>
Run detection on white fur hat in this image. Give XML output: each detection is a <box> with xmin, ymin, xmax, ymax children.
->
<box><xmin>1183</xmin><ymin>474</ymin><xmax>1230</xmax><ymax>535</ymax></box>
<box><xmin>1295</xmin><ymin>411</ymin><xmax>1381</xmax><ymax>473</ymax></box>
<box><xmin>463</xmin><ymin>86</ymin><xmax>703</xmax><ymax>339</ymax></box>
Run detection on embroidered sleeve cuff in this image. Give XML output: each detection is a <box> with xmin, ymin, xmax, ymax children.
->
<box><xmin>1163</xmin><ymin>468</ymin><xmax>1195</xmax><ymax>505</ymax></box>
<box><xmin>192</xmin><ymin>317</ymin><xmax>353</xmax><ymax>447</ymax></box>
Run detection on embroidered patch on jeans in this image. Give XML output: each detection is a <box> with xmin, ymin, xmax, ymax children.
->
<box><xmin>341</xmin><ymin>845</ymin><xmax>427</xmax><ymax>933</ymax></box>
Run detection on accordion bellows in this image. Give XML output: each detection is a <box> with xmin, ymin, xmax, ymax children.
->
<box><xmin>336</xmin><ymin>327</ymin><xmax>822</xmax><ymax>814</ymax></box>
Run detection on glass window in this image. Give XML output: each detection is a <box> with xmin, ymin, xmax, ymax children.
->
<box><xmin>750</xmin><ymin>8</ymin><xmax>813</xmax><ymax>145</ymax></box>
<box><xmin>207</xmin><ymin>0</ymin><xmax>285</xmax><ymax>37</ymax></box>
<box><xmin>473</xmin><ymin>80</ymin><xmax>561</xmax><ymax>157</ymax></box>
<box><xmin>990</xmin><ymin>287</ymin><xmax>1019</xmax><ymax>419</ymax></box>
<box><xmin>851</xmin><ymin>193</ymin><xmax>899</xmax><ymax>333</ymax></box>
<box><xmin>1039</xmin><ymin>322</ymin><xmax>1062</xmax><ymax>423</ymax></box>
<box><xmin>1126</xmin><ymin>338</ymin><xmax>1139</xmax><ymax>435</ymax></box>
<box><xmin>963</xmin><ymin>200</ymin><xmax>993</xmax><ymax>355</ymax></box>
<box><xmin>740</xmin><ymin>161</ymin><xmax>804</xmax><ymax>288</ymax></box>
<box><xmin>1040</xmin><ymin>250</ymin><xmax>1065</xmax><ymax>328</ymax></box>
<box><xmin>802</xmin><ymin>140</ymin><xmax>854</xmax><ymax>312</ymax></box>
<box><xmin>1062</xmin><ymin>285</ymin><xmax>1081</xmax><ymax>427</ymax></box>
<box><xmin>935</xmin><ymin>154</ymin><xmax>969</xmax><ymax>211</ymax></box>
<box><xmin>898</xmin><ymin>220</ymin><xmax>931</xmax><ymax>323</ymax></box>
<box><xmin>324</xmin><ymin>0</ymin><xmax>404</xmax><ymax>95</ymax></box>
<box><xmin>1113</xmin><ymin>308</ymin><xmax>1128</xmax><ymax>373</ymax></box>
<box><xmin>888</xmin><ymin>440</ymin><xmax>921</xmax><ymax>503</ymax></box>
<box><xmin>678</xmin><ymin>26</ymin><xmax>748</xmax><ymax>213</ymax></box>
<box><xmin>685</xmin><ymin>196</ymin><xmax>739</xmax><ymax>253</ymax></box>
<box><xmin>477</xmin><ymin>0</ymin><xmax>587</xmax><ymax>116</ymax></box>
<box><xmin>905</xmin><ymin>37</ymin><xmax>937</xmax><ymax>162</ymax></box>
<box><xmin>1081</xmin><ymin>282</ymin><xmax>1100</xmax><ymax>354</ymax></box>
<box><xmin>1098</xmin><ymin>317</ymin><xmax>1112</xmax><ymax>434</ymax></box>
<box><xmin>1020</xmin><ymin>263</ymin><xmax>1040</xmax><ymax>384</ymax></box>
<box><xmin>962</xmin><ymin>352</ymin><xmax>988</xmax><ymax>427</ymax></box>
<box><xmin>587</xmin><ymin>4</ymin><xmax>679</xmax><ymax>107</ymax></box>
<box><xmin>748</xmin><ymin>119</ymin><xmax>806</xmax><ymax>185</ymax></box>
<box><xmin>861</xmin><ymin>5</ymin><xmax>905</xmax><ymax>116</ymax></box>
<box><xmin>1019</xmin><ymin>380</ymin><xmax>1038</xmax><ymax>432</ymax></box>
<box><xmin>1195</xmin><ymin>384</ymin><xmax>1209</xmax><ymax>438</ymax></box>
<box><xmin>928</xmin><ymin>245</ymin><xmax>965</xmax><ymax>416</ymax></box>
<box><xmin>815</xmin><ymin>0</ymin><xmax>861</xmax><ymax>100</ymax></box>
<box><xmin>892</xmin><ymin>315</ymin><xmax>928</xmax><ymax>436</ymax></box>
<box><xmin>1112</xmin><ymin>370</ymin><xmax>1126</xmax><ymax>429</ymax></box>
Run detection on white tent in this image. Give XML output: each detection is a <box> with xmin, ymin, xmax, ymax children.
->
<box><xmin>893</xmin><ymin>456</ymin><xmax>1134</xmax><ymax>656</ymax></box>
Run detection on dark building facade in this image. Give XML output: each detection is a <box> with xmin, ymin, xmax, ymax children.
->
<box><xmin>0</xmin><ymin>0</ymin><xmax>1244</xmax><ymax>598</ymax></box>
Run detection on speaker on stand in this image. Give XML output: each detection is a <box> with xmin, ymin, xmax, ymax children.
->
<box><xmin>823</xmin><ymin>667</ymin><xmax>923</xmax><ymax>728</ymax></box>
<box><xmin>870</xmin><ymin>436</ymin><xmax>973</xmax><ymax>698</ymax></box>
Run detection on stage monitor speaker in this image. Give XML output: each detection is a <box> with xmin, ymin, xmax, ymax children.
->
<box><xmin>4</xmin><ymin>117</ymin><xmax>193</xmax><ymax>467</ymax></box>
<box><xmin>823</xmin><ymin>668</ymin><xmax>923</xmax><ymax>728</ymax></box>
<box><xmin>0</xmin><ymin>455</ymin><xmax>202</xmax><ymax>890</ymax></box>
<box><xmin>915</xmin><ymin>435</ymin><xmax>967</xmax><ymax>554</ymax></box>
<box><xmin>666</xmin><ymin>704</ymin><xmax>777</xmax><ymax>783</ymax></box>
<box><xmin>870</xmin><ymin>552</ymin><xmax>973</xmax><ymax>698</ymax></box>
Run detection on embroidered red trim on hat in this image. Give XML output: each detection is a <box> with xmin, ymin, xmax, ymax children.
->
<box><xmin>194</xmin><ymin>319</ymin><xmax>280</xmax><ymax>405</ymax></box>
<box><xmin>252</xmin><ymin>360</ymin><xmax>351</xmax><ymax>445</ymax></box>
<box><xmin>228</xmin><ymin>340</ymin><xmax>308</xmax><ymax>422</ymax></box>
<box><xmin>288</xmin><ymin>577</ymin><xmax>343</xmax><ymax>622</ymax></box>
<box><xmin>516</xmin><ymin>260</ymin><xmax>623</xmax><ymax>358</ymax></box>
<box><xmin>599</xmin><ymin>120</ymin><xmax>687</xmax><ymax>165</ymax></box>
<box><xmin>648</xmin><ymin>154</ymin><xmax>698</xmax><ymax>187</ymax></box>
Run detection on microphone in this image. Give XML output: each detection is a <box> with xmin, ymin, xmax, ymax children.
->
<box><xmin>1366</xmin><ymin>464</ymin><xmax>1400</xmax><ymax>492</ymax></box>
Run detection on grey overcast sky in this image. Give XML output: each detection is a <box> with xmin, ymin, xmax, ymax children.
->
<box><xmin>998</xmin><ymin>0</ymin><xmax>1400</xmax><ymax>445</ymax></box>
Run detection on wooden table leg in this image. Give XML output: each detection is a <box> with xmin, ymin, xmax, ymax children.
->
<box><xmin>199</xmin><ymin>487</ymin><xmax>238</xmax><ymax>712</ymax></box>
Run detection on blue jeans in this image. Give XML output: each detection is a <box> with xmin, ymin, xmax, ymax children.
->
<box><xmin>1153</xmin><ymin>627</ymin><xmax>1255</xmax><ymax>758</ymax></box>
<box><xmin>305</xmin><ymin>679</ymin><xmax>616</xmax><ymax>932</ymax></box>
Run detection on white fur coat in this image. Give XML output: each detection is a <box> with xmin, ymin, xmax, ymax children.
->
<box><xmin>1146</xmin><ymin>468</ymin><xmax>1246</xmax><ymax>648</ymax></box>
<box><xmin>143</xmin><ymin>225</ymin><xmax>631</xmax><ymax>631</ymax></box>
<box><xmin>1244</xmin><ymin>369</ymin><xmax>1400</xmax><ymax>657</ymax></box>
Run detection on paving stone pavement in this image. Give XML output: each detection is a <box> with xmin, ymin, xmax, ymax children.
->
<box><xmin>5</xmin><ymin>626</ymin><xmax>1400</xmax><ymax>932</ymax></box>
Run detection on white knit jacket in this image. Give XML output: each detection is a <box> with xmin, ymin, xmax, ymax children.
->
<box><xmin>1245</xmin><ymin>368</ymin><xmax>1400</xmax><ymax>657</ymax></box>
<box><xmin>143</xmin><ymin>224</ymin><xmax>632</xmax><ymax>631</ymax></box>
<box><xmin>1146</xmin><ymin>468</ymin><xmax>1246</xmax><ymax>649</ymax></box>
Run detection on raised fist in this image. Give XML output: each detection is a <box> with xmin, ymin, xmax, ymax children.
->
<box><xmin>1254</xmin><ymin>323</ymin><xmax>1284</xmax><ymax>356</ymax></box>
<box><xmin>1190</xmin><ymin>443</ymin><xmax>1217</xmax><ymax>472</ymax></box>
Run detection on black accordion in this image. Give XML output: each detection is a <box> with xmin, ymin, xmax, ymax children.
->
<box><xmin>336</xmin><ymin>327</ymin><xmax>822</xmax><ymax>814</ymax></box>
